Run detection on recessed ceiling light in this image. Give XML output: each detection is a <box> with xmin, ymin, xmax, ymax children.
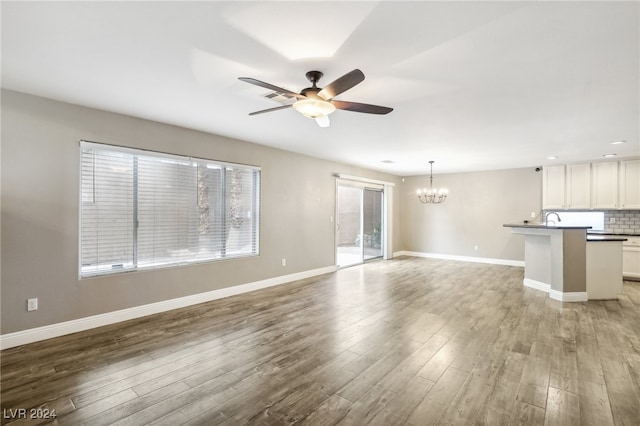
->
<box><xmin>603</xmin><ymin>153</ymin><xmax>617</xmax><ymax>158</ymax></box>
<box><xmin>381</xmin><ymin>160</ymin><xmax>395</xmax><ymax>164</ymax></box>
<box><xmin>610</xmin><ymin>140</ymin><xmax>626</xmax><ymax>145</ymax></box>
<box><xmin>547</xmin><ymin>156</ymin><xmax>558</xmax><ymax>160</ymax></box>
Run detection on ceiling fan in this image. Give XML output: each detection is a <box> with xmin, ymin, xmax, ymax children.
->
<box><xmin>238</xmin><ymin>69</ymin><xmax>393</xmax><ymax>128</ymax></box>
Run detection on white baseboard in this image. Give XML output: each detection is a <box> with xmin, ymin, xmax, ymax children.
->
<box><xmin>549</xmin><ymin>289</ymin><xmax>588</xmax><ymax>303</ymax></box>
<box><xmin>523</xmin><ymin>278</ymin><xmax>587</xmax><ymax>302</ymax></box>
<box><xmin>523</xmin><ymin>278</ymin><xmax>551</xmax><ymax>293</ymax></box>
<box><xmin>0</xmin><ymin>265</ymin><xmax>337</xmax><ymax>350</ymax></box>
<box><xmin>393</xmin><ymin>250</ymin><xmax>525</xmax><ymax>267</ymax></box>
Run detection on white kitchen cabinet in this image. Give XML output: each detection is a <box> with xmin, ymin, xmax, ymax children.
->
<box><xmin>542</xmin><ymin>160</ymin><xmax>638</xmax><ymax>210</ymax></box>
<box><xmin>592</xmin><ymin>162</ymin><xmax>618</xmax><ymax>209</ymax></box>
<box><xmin>542</xmin><ymin>165</ymin><xmax>566</xmax><ymax>209</ymax></box>
<box><xmin>619</xmin><ymin>160</ymin><xmax>640</xmax><ymax>209</ymax></box>
<box><xmin>623</xmin><ymin>236</ymin><xmax>640</xmax><ymax>281</ymax></box>
<box><xmin>565</xmin><ymin>163</ymin><xmax>591</xmax><ymax>209</ymax></box>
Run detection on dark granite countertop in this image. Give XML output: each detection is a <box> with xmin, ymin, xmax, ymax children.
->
<box><xmin>504</xmin><ymin>223</ymin><xmax>628</xmax><ymax>241</ymax></box>
<box><xmin>503</xmin><ymin>223</ymin><xmax>592</xmax><ymax>230</ymax></box>
<box><xmin>587</xmin><ymin>231</ymin><xmax>640</xmax><ymax>237</ymax></box>
<box><xmin>587</xmin><ymin>235</ymin><xmax>628</xmax><ymax>242</ymax></box>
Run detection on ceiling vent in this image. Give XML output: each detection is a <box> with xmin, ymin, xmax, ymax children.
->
<box><xmin>261</xmin><ymin>91</ymin><xmax>296</xmax><ymax>105</ymax></box>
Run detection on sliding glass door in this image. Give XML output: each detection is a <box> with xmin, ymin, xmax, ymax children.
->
<box><xmin>363</xmin><ymin>188</ymin><xmax>383</xmax><ymax>261</ymax></box>
<box><xmin>336</xmin><ymin>183</ymin><xmax>384</xmax><ymax>267</ymax></box>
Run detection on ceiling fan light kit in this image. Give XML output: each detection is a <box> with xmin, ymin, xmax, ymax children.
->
<box><xmin>292</xmin><ymin>98</ymin><xmax>336</xmax><ymax>118</ymax></box>
<box><xmin>239</xmin><ymin>69</ymin><xmax>393</xmax><ymax>127</ymax></box>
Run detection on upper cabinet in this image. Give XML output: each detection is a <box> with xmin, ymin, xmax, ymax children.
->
<box><xmin>619</xmin><ymin>160</ymin><xmax>640</xmax><ymax>209</ymax></box>
<box><xmin>591</xmin><ymin>162</ymin><xmax>618</xmax><ymax>209</ymax></box>
<box><xmin>542</xmin><ymin>159</ymin><xmax>638</xmax><ymax>210</ymax></box>
<box><xmin>543</xmin><ymin>163</ymin><xmax>592</xmax><ymax>209</ymax></box>
<box><xmin>542</xmin><ymin>165</ymin><xmax>566</xmax><ymax>209</ymax></box>
<box><xmin>566</xmin><ymin>163</ymin><xmax>591</xmax><ymax>209</ymax></box>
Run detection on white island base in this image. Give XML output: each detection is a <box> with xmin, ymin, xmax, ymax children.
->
<box><xmin>505</xmin><ymin>224</ymin><xmax>625</xmax><ymax>302</ymax></box>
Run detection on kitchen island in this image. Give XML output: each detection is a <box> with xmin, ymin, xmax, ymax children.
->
<box><xmin>504</xmin><ymin>223</ymin><xmax>626</xmax><ymax>301</ymax></box>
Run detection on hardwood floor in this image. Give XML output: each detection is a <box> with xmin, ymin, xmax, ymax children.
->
<box><xmin>2</xmin><ymin>256</ymin><xmax>640</xmax><ymax>425</ymax></box>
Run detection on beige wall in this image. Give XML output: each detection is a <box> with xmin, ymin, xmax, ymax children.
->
<box><xmin>399</xmin><ymin>167</ymin><xmax>542</xmax><ymax>261</ymax></box>
<box><xmin>1</xmin><ymin>89</ymin><xmax>543</xmax><ymax>336</ymax></box>
<box><xmin>1</xmin><ymin>90</ymin><xmax>402</xmax><ymax>334</ymax></box>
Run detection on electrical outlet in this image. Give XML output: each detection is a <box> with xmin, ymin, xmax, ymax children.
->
<box><xmin>474</xmin><ymin>245</ymin><xmax>479</xmax><ymax>251</ymax></box>
<box><xmin>531</xmin><ymin>212</ymin><xmax>536</xmax><ymax>218</ymax></box>
<box><xmin>27</xmin><ymin>298</ymin><xmax>38</xmax><ymax>312</ymax></box>
<box><xmin>281</xmin><ymin>258</ymin><xmax>286</xmax><ymax>267</ymax></box>
<box><xmin>610</xmin><ymin>217</ymin><xmax>616</xmax><ymax>224</ymax></box>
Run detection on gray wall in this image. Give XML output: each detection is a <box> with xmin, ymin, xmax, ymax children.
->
<box><xmin>1</xmin><ymin>90</ymin><xmax>402</xmax><ymax>334</ymax></box>
<box><xmin>400</xmin><ymin>167</ymin><xmax>542</xmax><ymax>261</ymax></box>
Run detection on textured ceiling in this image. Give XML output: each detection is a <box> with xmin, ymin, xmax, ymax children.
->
<box><xmin>2</xmin><ymin>1</ymin><xmax>639</xmax><ymax>175</ymax></box>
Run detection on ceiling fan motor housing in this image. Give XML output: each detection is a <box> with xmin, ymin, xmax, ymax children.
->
<box><xmin>300</xmin><ymin>87</ymin><xmax>322</xmax><ymax>99</ymax></box>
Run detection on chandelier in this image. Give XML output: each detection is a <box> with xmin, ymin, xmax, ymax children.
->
<box><xmin>417</xmin><ymin>161</ymin><xmax>448</xmax><ymax>204</ymax></box>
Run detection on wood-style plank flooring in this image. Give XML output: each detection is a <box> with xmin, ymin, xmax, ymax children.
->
<box><xmin>2</xmin><ymin>256</ymin><xmax>640</xmax><ymax>425</ymax></box>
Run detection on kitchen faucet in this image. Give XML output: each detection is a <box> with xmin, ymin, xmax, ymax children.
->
<box><xmin>544</xmin><ymin>211</ymin><xmax>561</xmax><ymax>226</ymax></box>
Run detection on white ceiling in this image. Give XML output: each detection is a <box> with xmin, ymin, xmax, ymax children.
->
<box><xmin>2</xmin><ymin>1</ymin><xmax>639</xmax><ymax>175</ymax></box>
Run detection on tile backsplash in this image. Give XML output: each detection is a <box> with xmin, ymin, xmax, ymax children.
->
<box><xmin>603</xmin><ymin>210</ymin><xmax>640</xmax><ymax>234</ymax></box>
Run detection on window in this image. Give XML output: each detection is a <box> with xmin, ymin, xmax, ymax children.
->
<box><xmin>80</xmin><ymin>141</ymin><xmax>260</xmax><ymax>277</ymax></box>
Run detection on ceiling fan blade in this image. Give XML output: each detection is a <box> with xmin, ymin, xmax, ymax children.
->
<box><xmin>248</xmin><ymin>104</ymin><xmax>293</xmax><ymax>116</ymax></box>
<box><xmin>317</xmin><ymin>69</ymin><xmax>365</xmax><ymax>100</ymax></box>
<box><xmin>332</xmin><ymin>100</ymin><xmax>393</xmax><ymax>115</ymax></box>
<box><xmin>238</xmin><ymin>77</ymin><xmax>305</xmax><ymax>99</ymax></box>
<box><xmin>315</xmin><ymin>116</ymin><xmax>330</xmax><ymax>128</ymax></box>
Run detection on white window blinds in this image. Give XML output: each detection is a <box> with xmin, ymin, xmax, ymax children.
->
<box><xmin>80</xmin><ymin>141</ymin><xmax>260</xmax><ymax>277</ymax></box>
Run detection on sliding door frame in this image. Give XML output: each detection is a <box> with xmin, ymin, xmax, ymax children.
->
<box><xmin>335</xmin><ymin>175</ymin><xmax>394</xmax><ymax>267</ymax></box>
